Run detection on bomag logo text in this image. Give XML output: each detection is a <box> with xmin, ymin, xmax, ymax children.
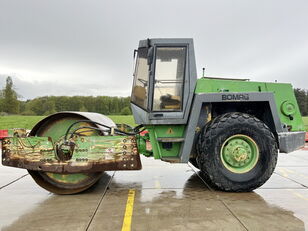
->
<box><xmin>222</xmin><ymin>94</ymin><xmax>249</xmax><ymax>101</ymax></box>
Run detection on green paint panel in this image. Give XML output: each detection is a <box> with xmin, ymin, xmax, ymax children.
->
<box><xmin>195</xmin><ymin>78</ymin><xmax>304</xmax><ymax>131</ymax></box>
<box><xmin>145</xmin><ymin>125</ymin><xmax>185</xmax><ymax>159</ymax></box>
<box><xmin>69</xmin><ymin>136</ymin><xmax>135</xmax><ymax>160</ymax></box>
<box><xmin>136</xmin><ymin>133</ymin><xmax>152</xmax><ymax>157</ymax></box>
<box><xmin>265</xmin><ymin>83</ymin><xmax>304</xmax><ymax>131</ymax></box>
<box><xmin>195</xmin><ymin>78</ymin><xmax>267</xmax><ymax>94</ymax></box>
<box><xmin>40</xmin><ymin>119</ymin><xmax>98</xmax><ymax>142</ymax></box>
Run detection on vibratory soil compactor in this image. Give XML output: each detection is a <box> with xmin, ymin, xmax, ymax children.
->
<box><xmin>1</xmin><ymin>38</ymin><xmax>306</xmax><ymax>194</ymax></box>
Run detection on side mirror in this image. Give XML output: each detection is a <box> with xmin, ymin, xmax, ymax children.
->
<box><xmin>133</xmin><ymin>49</ymin><xmax>138</xmax><ymax>59</ymax></box>
<box><xmin>147</xmin><ymin>47</ymin><xmax>154</xmax><ymax>65</ymax></box>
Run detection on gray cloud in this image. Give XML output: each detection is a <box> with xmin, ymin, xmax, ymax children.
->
<box><xmin>0</xmin><ymin>75</ymin><xmax>131</xmax><ymax>100</ymax></box>
<box><xmin>0</xmin><ymin>0</ymin><xmax>307</xmax><ymax>99</ymax></box>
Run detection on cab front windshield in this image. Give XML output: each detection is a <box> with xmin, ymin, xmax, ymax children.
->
<box><xmin>131</xmin><ymin>47</ymin><xmax>149</xmax><ymax>110</ymax></box>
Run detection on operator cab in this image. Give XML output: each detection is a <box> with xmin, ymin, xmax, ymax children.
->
<box><xmin>131</xmin><ymin>38</ymin><xmax>197</xmax><ymax>125</ymax></box>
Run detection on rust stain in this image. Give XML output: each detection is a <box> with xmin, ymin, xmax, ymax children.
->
<box><xmin>2</xmin><ymin>136</ymin><xmax>142</xmax><ymax>173</ymax></box>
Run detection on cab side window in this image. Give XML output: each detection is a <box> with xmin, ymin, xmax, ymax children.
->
<box><xmin>152</xmin><ymin>47</ymin><xmax>186</xmax><ymax>111</ymax></box>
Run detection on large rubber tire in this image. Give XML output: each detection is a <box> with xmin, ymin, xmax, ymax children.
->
<box><xmin>190</xmin><ymin>118</ymin><xmax>217</xmax><ymax>170</ymax></box>
<box><xmin>189</xmin><ymin>158</ymin><xmax>200</xmax><ymax>169</ymax></box>
<box><xmin>197</xmin><ymin>112</ymin><xmax>278</xmax><ymax>192</ymax></box>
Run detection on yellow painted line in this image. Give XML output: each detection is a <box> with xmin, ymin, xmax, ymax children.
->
<box><xmin>292</xmin><ymin>192</ymin><xmax>308</xmax><ymax>201</ymax></box>
<box><xmin>155</xmin><ymin>180</ymin><xmax>161</xmax><ymax>189</ymax></box>
<box><xmin>280</xmin><ymin>167</ymin><xmax>308</xmax><ymax>179</ymax></box>
<box><xmin>286</xmin><ymin>189</ymin><xmax>308</xmax><ymax>201</ymax></box>
<box><xmin>121</xmin><ymin>189</ymin><xmax>136</xmax><ymax>231</ymax></box>
<box><xmin>279</xmin><ymin>169</ymin><xmax>289</xmax><ymax>177</ymax></box>
<box><xmin>282</xmin><ymin>168</ymin><xmax>295</xmax><ymax>174</ymax></box>
<box><xmin>299</xmin><ymin>174</ymin><xmax>308</xmax><ymax>179</ymax></box>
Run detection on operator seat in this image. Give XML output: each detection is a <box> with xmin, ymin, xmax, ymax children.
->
<box><xmin>160</xmin><ymin>94</ymin><xmax>181</xmax><ymax>110</ymax></box>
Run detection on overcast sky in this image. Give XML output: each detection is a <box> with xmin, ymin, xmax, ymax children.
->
<box><xmin>0</xmin><ymin>0</ymin><xmax>307</xmax><ymax>100</ymax></box>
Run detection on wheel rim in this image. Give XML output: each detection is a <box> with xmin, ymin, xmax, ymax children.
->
<box><xmin>220</xmin><ymin>134</ymin><xmax>259</xmax><ymax>173</ymax></box>
<box><xmin>29</xmin><ymin>116</ymin><xmax>103</xmax><ymax>194</ymax></box>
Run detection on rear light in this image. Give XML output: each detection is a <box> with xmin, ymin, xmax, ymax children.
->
<box><xmin>305</xmin><ymin>132</ymin><xmax>308</xmax><ymax>142</ymax></box>
<box><xmin>0</xmin><ymin>129</ymin><xmax>8</xmax><ymax>139</ymax></box>
<box><xmin>140</xmin><ymin>130</ymin><xmax>149</xmax><ymax>136</ymax></box>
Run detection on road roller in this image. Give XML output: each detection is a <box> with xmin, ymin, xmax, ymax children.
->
<box><xmin>1</xmin><ymin>38</ymin><xmax>306</xmax><ymax>194</ymax></box>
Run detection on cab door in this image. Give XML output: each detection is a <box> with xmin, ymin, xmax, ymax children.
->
<box><xmin>149</xmin><ymin>44</ymin><xmax>191</xmax><ymax>121</ymax></box>
<box><xmin>152</xmin><ymin>47</ymin><xmax>186</xmax><ymax>112</ymax></box>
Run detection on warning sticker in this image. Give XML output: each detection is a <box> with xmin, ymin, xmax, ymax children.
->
<box><xmin>166</xmin><ymin>128</ymin><xmax>174</xmax><ymax>134</ymax></box>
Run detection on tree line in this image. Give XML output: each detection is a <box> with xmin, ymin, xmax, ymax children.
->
<box><xmin>294</xmin><ymin>88</ymin><xmax>308</xmax><ymax>116</ymax></box>
<box><xmin>0</xmin><ymin>77</ymin><xmax>132</xmax><ymax>116</ymax></box>
<box><xmin>0</xmin><ymin>76</ymin><xmax>308</xmax><ymax>116</ymax></box>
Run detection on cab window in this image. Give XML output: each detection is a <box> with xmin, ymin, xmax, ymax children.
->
<box><xmin>152</xmin><ymin>47</ymin><xmax>186</xmax><ymax>111</ymax></box>
<box><xmin>131</xmin><ymin>47</ymin><xmax>149</xmax><ymax>109</ymax></box>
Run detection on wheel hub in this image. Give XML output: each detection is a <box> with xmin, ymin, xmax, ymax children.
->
<box><xmin>221</xmin><ymin>135</ymin><xmax>259</xmax><ymax>173</ymax></box>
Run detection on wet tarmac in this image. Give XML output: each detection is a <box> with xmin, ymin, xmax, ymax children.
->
<box><xmin>1</xmin><ymin>145</ymin><xmax>308</xmax><ymax>231</ymax></box>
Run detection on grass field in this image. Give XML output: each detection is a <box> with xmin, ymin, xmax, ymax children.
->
<box><xmin>0</xmin><ymin>115</ymin><xmax>135</xmax><ymax>130</ymax></box>
<box><xmin>303</xmin><ymin>116</ymin><xmax>308</xmax><ymax>131</ymax></box>
<box><xmin>0</xmin><ymin>115</ymin><xmax>307</xmax><ymax>131</ymax></box>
